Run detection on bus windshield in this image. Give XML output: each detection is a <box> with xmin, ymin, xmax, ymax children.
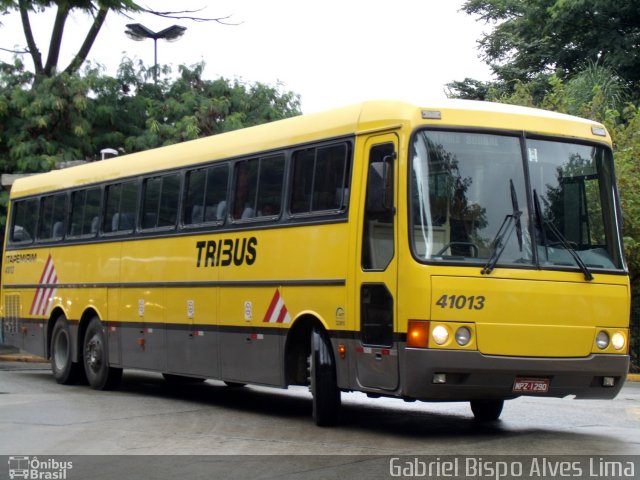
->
<box><xmin>410</xmin><ymin>130</ymin><xmax>624</xmax><ymax>272</ymax></box>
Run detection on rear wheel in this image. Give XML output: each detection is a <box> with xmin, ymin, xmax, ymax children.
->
<box><xmin>50</xmin><ymin>315</ymin><xmax>83</xmax><ymax>384</ymax></box>
<box><xmin>309</xmin><ymin>327</ymin><xmax>341</xmax><ymax>426</ymax></box>
<box><xmin>83</xmin><ymin>317</ymin><xmax>122</xmax><ymax>390</ymax></box>
<box><xmin>470</xmin><ymin>399</ymin><xmax>504</xmax><ymax>421</ymax></box>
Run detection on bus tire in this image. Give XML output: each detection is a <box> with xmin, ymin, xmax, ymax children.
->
<box><xmin>309</xmin><ymin>327</ymin><xmax>341</xmax><ymax>426</ymax></box>
<box><xmin>50</xmin><ymin>315</ymin><xmax>82</xmax><ymax>385</ymax></box>
<box><xmin>470</xmin><ymin>399</ymin><xmax>504</xmax><ymax>421</ymax></box>
<box><xmin>83</xmin><ymin>317</ymin><xmax>122</xmax><ymax>390</ymax></box>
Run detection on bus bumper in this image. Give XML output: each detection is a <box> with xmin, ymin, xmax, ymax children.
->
<box><xmin>402</xmin><ymin>349</ymin><xmax>629</xmax><ymax>400</ymax></box>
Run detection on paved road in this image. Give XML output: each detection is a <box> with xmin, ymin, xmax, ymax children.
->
<box><xmin>1</xmin><ymin>360</ymin><xmax>638</xmax><ymax>478</ymax></box>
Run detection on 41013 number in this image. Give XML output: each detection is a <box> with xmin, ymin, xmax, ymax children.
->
<box><xmin>435</xmin><ymin>294</ymin><xmax>486</xmax><ymax>310</ymax></box>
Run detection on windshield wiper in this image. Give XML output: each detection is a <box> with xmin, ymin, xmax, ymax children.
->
<box><xmin>533</xmin><ymin>189</ymin><xmax>594</xmax><ymax>281</ymax></box>
<box><xmin>481</xmin><ymin>179</ymin><xmax>522</xmax><ymax>275</ymax></box>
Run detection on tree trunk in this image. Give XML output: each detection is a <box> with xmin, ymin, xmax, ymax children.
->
<box><xmin>43</xmin><ymin>3</ymin><xmax>71</xmax><ymax>77</ymax></box>
<box><xmin>64</xmin><ymin>7</ymin><xmax>109</xmax><ymax>76</ymax></box>
<box><xmin>18</xmin><ymin>0</ymin><xmax>43</xmax><ymax>76</ymax></box>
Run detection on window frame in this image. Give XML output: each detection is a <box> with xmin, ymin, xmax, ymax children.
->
<box><xmin>289</xmin><ymin>142</ymin><xmax>351</xmax><ymax>218</ymax></box>
<box><xmin>37</xmin><ymin>193</ymin><xmax>68</xmax><ymax>243</ymax></box>
<box><xmin>140</xmin><ymin>172</ymin><xmax>182</xmax><ymax>232</ymax></box>
<box><xmin>4</xmin><ymin>137</ymin><xmax>355</xmax><ymax>250</ymax></box>
<box><xmin>230</xmin><ymin>154</ymin><xmax>286</xmax><ymax>224</ymax></box>
<box><xmin>103</xmin><ymin>180</ymin><xmax>140</xmax><ymax>236</ymax></box>
<box><xmin>182</xmin><ymin>163</ymin><xmax>230</xmax><ymax>228</ymax></box>
<box><xmin>8</xmin><ymin>198</ymin><xmax>40</xmax><ymax>245</ymax></box>
<box><xmin>68</xmin><ymin>186</ymin><xmax>102</xmax><ymax>239</ymax></box>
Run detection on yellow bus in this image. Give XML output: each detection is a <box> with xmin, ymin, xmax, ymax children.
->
<box><xmin>1</xmin><ymin>100</ymin><xmax>630</xmax><ymax>425</ymax></box>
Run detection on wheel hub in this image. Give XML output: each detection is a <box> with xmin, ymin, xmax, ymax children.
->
<box><xmin>86</xmin><ymin>336</ymin><xmax>103</xmax><ymax>371</ymax></box>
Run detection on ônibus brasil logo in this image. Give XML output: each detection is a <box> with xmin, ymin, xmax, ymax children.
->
<box><xmin>8</xmin><ymin>456</ymin><xmax>73</xmax><ymax>480</ymax></box>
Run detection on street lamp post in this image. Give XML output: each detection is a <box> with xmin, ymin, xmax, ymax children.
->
<box><xmin>125</xmin><ymin>23</ymin><xmax>187</xmax><ymax>82</ymax></box>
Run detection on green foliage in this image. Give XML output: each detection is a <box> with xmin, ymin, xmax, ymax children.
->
<box><xmin>0</xmin><ymin>57</ymin><xmax>301</xmax><ymax>225</ymax></box>
<box><xmin>450</xmin><ymin>1</ymin><xmax>640</xmax><ymax>106</ymax></box>
<box><xmin>444</xmin><ymin>78</ymin><xmax>493</xmax><ymax>101</ymax></box>
<box><xmin>612</xmin><ymin>106</ymin><xmax>640</xmax><ymax>370</ymax></box>
<box><xmin>0</xmin><ymin>58</ymin><xmax>301</xmax><ymax>166</ymax></box>
<box><xmin>564</xmin><ymin>63</ymin><xmax>629</xmax><ymax>118</ymax></box>
<box><xmin>0</xmin><ymin>58</ymin><xmax>94</xmax><ymax>173</ymax></box>
<box><xmin>607</xmin><ymin>105</ymin><xmax>640</xmax><ymax>281</ymax></box>
<box><xmin>461</xmin><ymin>0</ymin><xmax>640</xmax><ymax>98</ymax></box>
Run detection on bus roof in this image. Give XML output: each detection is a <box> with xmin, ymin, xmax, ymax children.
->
<box><xmin>9</xmin><ymin>100</ymin><xmax>610</xmax><ymax>198</ymax></box>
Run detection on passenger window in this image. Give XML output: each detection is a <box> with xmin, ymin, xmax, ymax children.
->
<box><xmin>38</xmin><ymin>194</ymin><xmax>67</xmax><ymax>241</ymax></box>
<box><xmin>69</xmin><ymin>187</ymin><xmax>101</xmax><ymax>237</ymax></box>
<box><xmin>184</xmin><ymin>165</ymin><xmax>228</xmax><ymax>225</ymax></box>
<box><xmin>291</xmin><ymin>143</ymin><xmax>350</xmax><ymax>214</ymax></box>
<box><xmin>141</xmin><ymin>174</ymin><xmax>181</xmax><ymax>230</ymax></box>
<box><xmin>104</xmin><ymin>181</ymin><xmax>139</xmax><ymax>233</ymax></box>
<box><xmin>232</xmin><ymin>155</ymin><xmax>284</xmax><ymax>220</ymax></box>
<box><xmin>362</xmin><ymin>143</ymin><xmax>395</xmax><ymax>270</ymax></box>
<box><xmin>9</xmin><ymin>198</ymin><xmax>39</xmax><ymax>244</ymax></box>
<box><xmin>361</xmin><ymin>284</ymin><xmax>394</xmax><ymax>347</ymax></box>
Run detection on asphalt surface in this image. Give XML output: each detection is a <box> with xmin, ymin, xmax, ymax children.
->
<box><xmin>1</xmin><ymin>352</ymin><xmax>639</xmax><ymax>479</ymax></box>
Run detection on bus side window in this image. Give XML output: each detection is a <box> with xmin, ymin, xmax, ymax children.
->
<box><xmin>69</xmin><ymin>187</ymin><xmax>101</xmax><ymax>238</ymax></box>
<box><xmin>104</xmin><ymin>181</ymin><xmax>139</xmax><ymax>233</ymax></box>
<box><xmin>184</xmin><ymin>164</ymin><xmax>229</xmax><ymax>226</ymax></box>
<box><xmin>9</xmin><ymin>198</ymin><xmax>39</xmax><ymax>244</ymax></box>
<box><xmin>362</xmin><ymin>143</ymin><xmax>395</xmax><ymax>270</ymax></box>
<box><xmin>256</xmin><ymin>155</ymin><xmax>284</xmax><ymax>217</ymax></box>
<box><xmin>291</xmin><ymin>143</ymin><xmax>351</xmax><ymax>215</ymax></box>
<box><xmin>232</xmin><ymin>155</ymin><xmax>284</xmax><ymax>221</ymax></box>
<box><xmin>38</xmin><ymin>193</ymin><xmax>67</xmax><ymax>242</ymax></box>
<box><xmin>141</xmin><ymin>173</ymin><xmax>181</xmax><ymax>230</ymax></box>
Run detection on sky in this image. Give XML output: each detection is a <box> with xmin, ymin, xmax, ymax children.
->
<box><xmin>0</xmin><ymin>0</ymin><xmax>494</xmax><ymax>114</ymax></box>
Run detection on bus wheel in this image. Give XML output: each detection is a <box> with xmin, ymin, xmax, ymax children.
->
<box><xmin>50</xmin><ymin>315</ymin><xmax>82</xmax><ymax>385</ymax></box>
<box><xmin>309</xmin><ymin>327</ymin><xmax>341</xmax><ymax>426</ymax></box>
<box><xmin>83</xmin><ymin>317</ymin><xmax>122</xmax><ymax>390</ymax></box>
<box><xmin>470</xmin><ymin>399</ymin><xmax>504</xmax><ymax>422</ymax></box>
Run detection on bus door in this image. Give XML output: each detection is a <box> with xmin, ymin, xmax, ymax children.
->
<box><xmin>354</xmin><ymin>134</ymin><xmax>399</xmax><ymax>391</ymax></box>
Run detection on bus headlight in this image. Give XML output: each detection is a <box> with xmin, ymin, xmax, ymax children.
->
<box><xmin>596</xmin><ymin>331</ymin><xmax>609</xmax><ymax>349</ymax></box>
<box><xmin>455</xmin><ymin>327</ymin><xmax>471</xmax><ymax>346</ymax></box>
<box><xmin>432</xmin><ymin>325</ymin><xmax>449</xmax><ymax>345</ymax></box>
<box><xmin>611</xmin><ymin>332</ymin><xmax>626</xmax><ymax>351</ymax></box>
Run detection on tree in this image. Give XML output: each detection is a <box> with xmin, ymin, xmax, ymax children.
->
<box><xmin>607</xmin><ymin>106</ymin><xmax>640</xmax><ymax>285</ymax></box>
<box><xmin>450</xmin><ymin>0</ymin><xmax>640</xmax><ymax>102</ymax></box>
<box><xmin>0</xmin><ymin>57</ymin><xmax>96</xmax><ymax>173</ymax></box>
<box><xmin>0</xmin><ymin>1</ymin><xmax>231</xmax><ymax>81</ymax></box>
<box><xmin>444</xmin><ymin>78</ymin><xmax>493</xmax><ymax>101</ymax></box>
<box><xmin>0</xmin><ymin>58</ymin><xmax>300</xmax><ymax>170</ymax></box>
<box><xmin>0</xmin><ymin>58</ymin><xmax>301</xmax><ymax>227</ymax></box>
<box><xmin>608</xmin><ymin>106</ymin><xmax>640</xmax><ymax>372</ymax></box>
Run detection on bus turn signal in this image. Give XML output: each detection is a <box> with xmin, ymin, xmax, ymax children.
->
<box><xmin>407</xmin><ymin>321</ymin><xmax>429</xmax><ymax>348</ymax></box>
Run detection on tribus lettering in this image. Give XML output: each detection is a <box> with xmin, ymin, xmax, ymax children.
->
<box><xmin>195</xmin><ymin>237</ymin><xmax>257</xmax><ymax>267</ymax></box>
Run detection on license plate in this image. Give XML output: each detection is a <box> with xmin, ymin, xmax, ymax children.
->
<box><xmin>513</xmin><ymin>377</ymin><xmax>550</xmax><ymax>394</ymax></box>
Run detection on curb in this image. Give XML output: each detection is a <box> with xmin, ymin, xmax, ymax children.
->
<box><xmin>0</xmin><ymin>354</ymin><xmax>47</xmax><ymax>363</ymax></box>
